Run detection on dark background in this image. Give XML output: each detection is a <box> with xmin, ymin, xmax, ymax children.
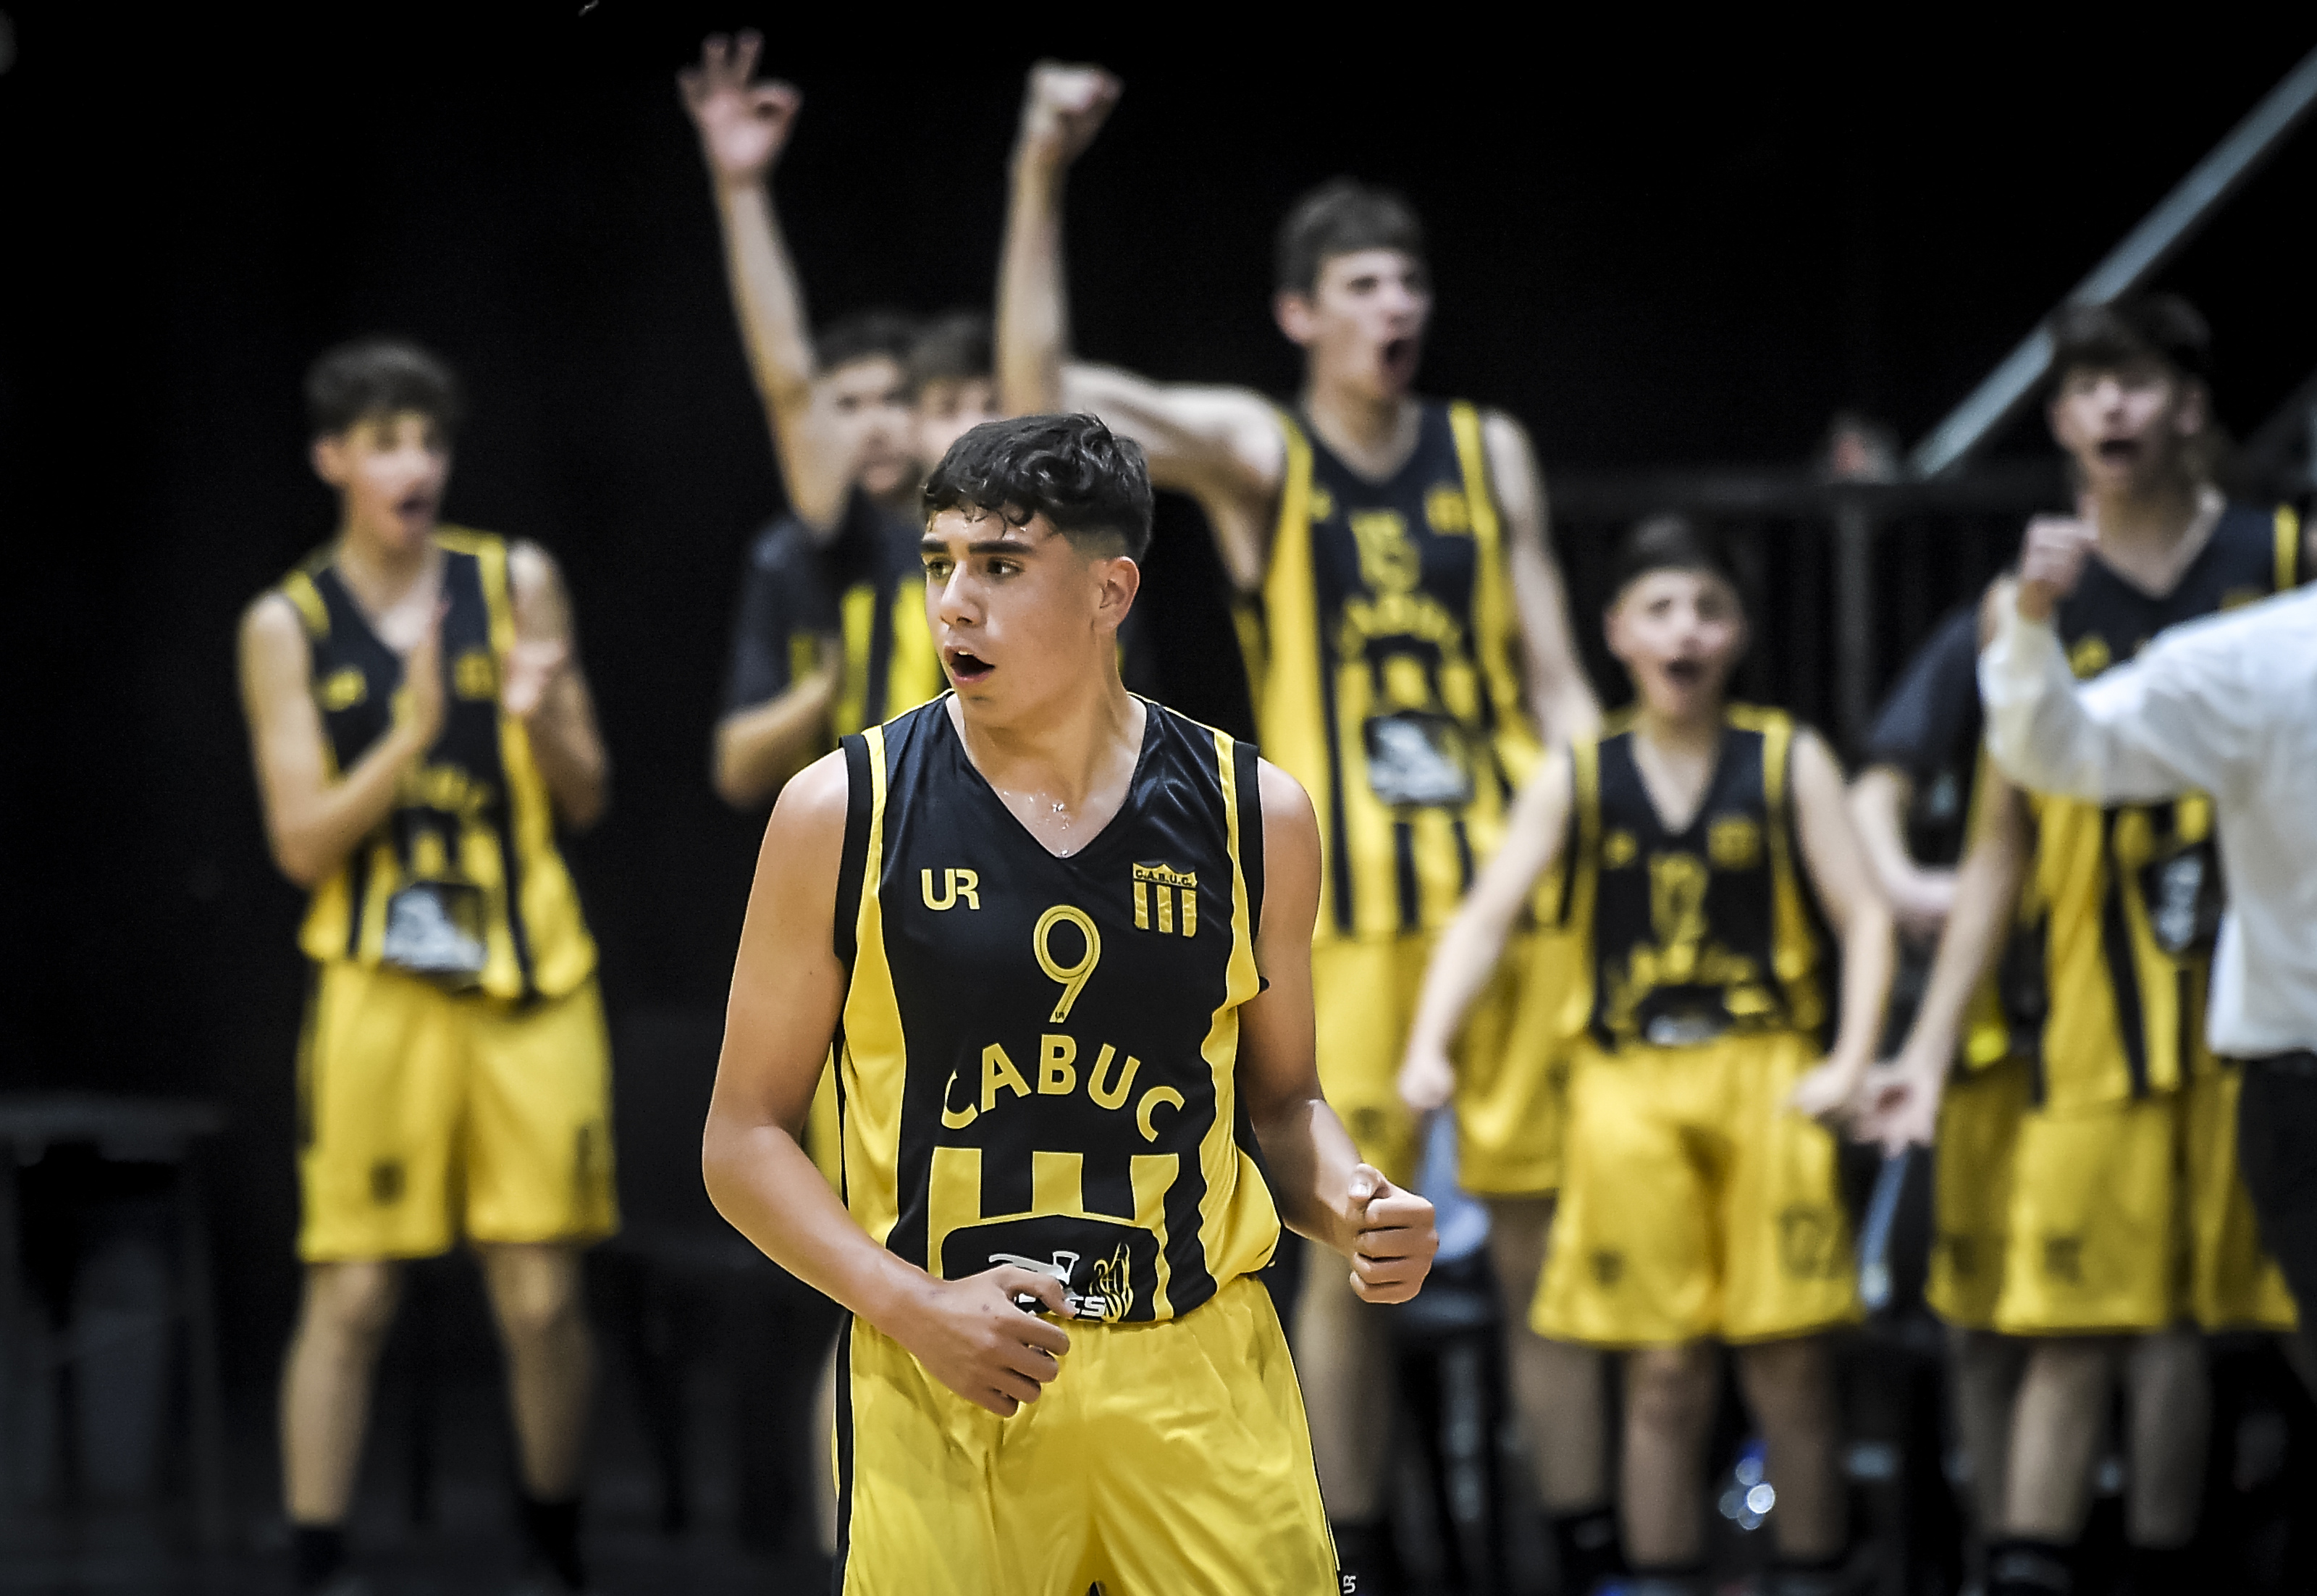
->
<box><xmin>4</xmin><ymin>7</ymin><xmax>2316</xmax><ymax>1395</ymax></box>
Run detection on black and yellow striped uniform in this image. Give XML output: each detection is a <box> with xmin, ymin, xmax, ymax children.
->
<box><xmin>275</xmin><ymin>529</ymin><xmax>613</xmax><ymax>1261</ymax></box>
<box><xmin>722</xmin><ymin>489</ymin><xmax>944</xmax><ymax>742</ymax></box>
<box><xmin>827</xmin><ymin>699</ymin><xmax>1333</xmax><ymax>1594</ymax></box>
<box><xmin>1248</xmin><ymin>400</ymin><xmax>1543</xmax><ymax>1185</ymax></box>
<box><xmin>1536</xmin><ymin>707</ymin><xmax>1858</xmax><ymax>1346</ymax></box>
<box><xmin>1992</xmin><ymin>503</ymin><xmax>2300</xmax><ymax>1335</ymax></box>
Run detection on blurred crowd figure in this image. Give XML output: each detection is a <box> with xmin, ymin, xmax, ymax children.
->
<box><xmin>227</xmin><ymin>33</ymin><xmax>2317</xmax><ymax>1596</ymax></box>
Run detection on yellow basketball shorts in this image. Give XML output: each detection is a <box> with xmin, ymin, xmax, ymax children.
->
<box><xmin>1925</xmin><ymin>1057</ymin><xmax>2030</xmax><ymax>1332</ymax></box>
<box><xmin>1534</xmin><ymin>1032</ymin><xmax>1859</xmax><ymax>1347</ymax></box>
<box><xmin>1455</xmin><ymin>928</ymin><xmax>1576</xmax><ymax>1198</ymax></box>
<box><xmin>1313</xmin><ymin>932</ymin><xmax>1528</xmax><ymax>1190</ymax></box>
<box><xmin>296</xmin><ymin>959</ymin><xmax>618</xmax><ymax>1261</ymax></box>
<box><xmin>833</xmin><ymin>1274</ymin><xmax>1336</xmax><ymax>1595</ymax></box>
<box><xmin>1994</xmin><ymin>1069</ymin><xmax>2297</xmax><ymax>1335</ymax></box>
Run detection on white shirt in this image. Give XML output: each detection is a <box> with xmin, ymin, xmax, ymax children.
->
<box><xmin>1980</xmin><ymin>584</ymin><xmax>2317</xmax><ymax>1057</ymax></box>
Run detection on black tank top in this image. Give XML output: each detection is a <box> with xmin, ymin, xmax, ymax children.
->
<box><xmin>829</xmin><ymin>698</ymin><xmax>1284</xmax><ymax>1324</ymax></box>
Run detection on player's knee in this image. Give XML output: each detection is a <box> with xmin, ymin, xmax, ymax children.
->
<box><xmin>486</xmin><ymin>1250</ymin><xmax>585</xmax><ymax>1349</ymax></box>
<box><xmin>1736</xmin><ymin>1336</ymin><xmax>1835</xmax><ymax>1432</ymax></box>
<box><xmin>1626</xmin><ymin>1344</ymin><xmax>1716</xmax><ymax>1437</ymax></box>
<box><xmin>306</xmin><ymin>1260</ymin><xmax>403</xmax><ymax>1348</ymax></box>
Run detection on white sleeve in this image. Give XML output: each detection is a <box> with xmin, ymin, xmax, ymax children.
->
<box><xmin>1979</xmin><ymin>601</ymin><xmax>2247</xmax><ymax>803</ymax></box>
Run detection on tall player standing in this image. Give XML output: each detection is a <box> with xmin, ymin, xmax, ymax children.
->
<box><xmin>1862</xmin><ymin>297</ymin><xmax>2306</xmax><ymax>1596</ymax></box>
<box><xmin>702</xmin><ymin>413</ymin><xmax>1437</xmax><ymax>1593</ymax></box>
<box><xmin>239</xmin><ymin>341</ymin><xmax>614</xmax><ymax>1595</ymax></box>
<box><xmin>996</xmin><ymin>64</ymin><xmax>1605</xmax><ymax>1588</ymax></box>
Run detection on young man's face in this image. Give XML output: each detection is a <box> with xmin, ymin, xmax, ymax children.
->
<box><xmin>311</xmin><ymin>410</ymin><xmax>450</xmax><ymax>553</ymax></box>
<box><xmin>822</xmin><ymin>355</ymin><xmax>917</xmax><ymax>501</ymax></box>
<box><xmin>2046</xmin><ymin>358</ymin><xmax>2206</xmax><ymax>497</ymax></box>
<box><xmin>920</xmin><ymin>505</ymin><xmax>1138</xmax><ymax>724</ymax></box>
<box><xmin>1276</xmin><ymin>248</ymin><xmax>1431</xmax><ymax>404</ymax></box>
<box><xmin>1605</xmin><ymin>568</ymin><xmax>1746</xmax><ymax>721</ymax></box>
<box><xmin>914</xmin><ymin>377</ymin><xmax>1002</xmax><ymax>474</ymax></box>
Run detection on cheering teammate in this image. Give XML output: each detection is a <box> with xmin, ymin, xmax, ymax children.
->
<box><xmin>702</xmin><ymin>413</ymin><xmax>1438</xmax><ymax>1593</ymax></box>
<box><xmin>996</xmin><ymin>64</ymin><xmax>1600</xmax><ymax>1582</ymax></box>
<box><xmin>682</xmin><ymin>33</ymin><xmax>967</xmax><ymax>812</ymax></box>
<box><xmin>1405</xmin><ymin>516</ymin><xmax>1892</xmax><ymax>1596</ymax></box>
<box><xmin>1862</xmin><ymin>296</ymin><xmax>2306</xmax><ymax>1596</ymax></box>
<box><xmin>239</xmin><ymin>340</ymin><xmax>613</xmax><ymax>1595</ymax></box>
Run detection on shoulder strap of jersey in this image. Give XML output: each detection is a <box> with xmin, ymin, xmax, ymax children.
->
<box><xmin>1449</xmin><ymin>401</ymin><xmax>1534</xmax><ymax>776</ymax></box>
<box><xmin>1747</xmin><ymin>706</ymin><xmax>1818</xmax><ymax>986</ymax></box>
<box><xmin>1221</xmin><ymin>731</ymin><xmax>1266</xmax><ymax>944</ymax></box>
<box><xmin>280</xmin><ymin>568</ymin><xmax>332</xmax><ymax>641</ymax></box>
<box><xmin>2275</xmin><ymin>505</ymin><xmax>2303</xmax><ymax>591</ymax></box>
<box><xmin>448</xmin><ymin>530</ymin><xmax>519</xmax><ymax>658</ymax></box>
<box><xmin>834</xmin><ymin>727</ymin><xmax>884</xmax><ymax>970</ymax></box>
<box><xmin>1255</xmin><ymin>407</ymin><xmax>1329</xmax><ymax>833</ymax></box>
<box><xmin>1564</xmin><ymin>734</ymin><xmax>1603</xmax><ymax>931</ymax></box>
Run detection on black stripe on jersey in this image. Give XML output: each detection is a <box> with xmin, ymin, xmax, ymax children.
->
<box><xmin>1323</xmin><ymin>666</ymin><xmax>1355</xmax><ymax>935</ymax></box>
<box><xmin>1234</xmin><ymin>737</ymin><xmax>1266</xmax><ymax>944</ymax></box>
<box><xmin>835</xmin><ymin>734</ymin><xmax>874</xmax><ymax>969</ymax></box>
<box><xmin>2098</xmin><ymin>809</ymin><xmax>2150</xmax><ymax>1097</ymax></box>
<box><xmin>830</xmin><ymin>1318</ymin><xmax>856</xmax><ymax>1593</ymax></box>
<box><xmin>1393</xmin><ymin>819</ymin><xmax>1420</xmax><ymax>931</ymax></box>
<box><xmin>1451</xmin><ymin>817</ymin><xmax>1475</xmax><ymax>898</ymax></box>
<box><xmin>496</xmin><ymin>822</ymin><xmax>534</xmax><ymax>996</ymax></box>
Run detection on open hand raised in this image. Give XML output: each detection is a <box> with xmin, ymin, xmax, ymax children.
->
<box><xmin>678</xmin><ymin>32</ymin><xmax>802</xmax><ymax>188</ymax></box>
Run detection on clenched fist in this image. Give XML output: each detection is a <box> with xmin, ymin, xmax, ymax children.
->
<box><xmin>1345</xmin><ymin>1163</ymin><xmax>1437</xmax><ymax>1304</ymax></box>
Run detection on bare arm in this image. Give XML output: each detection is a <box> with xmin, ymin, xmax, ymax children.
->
<box><xmin>701</xmin><ymin>754</ymin><xmax>1075</xmax><ymax>1415</ymax></box>
<box><xmin>238</xmin><ymin>593</ymin><xmax>442</xmax><ymax>890</ymax></box>
<box><xmin>712</xmin><ymin>644</ymin><xmax>839</xmax><ymax>810</ymax></box>
<box><xmin>505</xmin><ymin>541</ymin><xmax>608</xmax><ymax>831</ymax></box>
<box><xmin>1786</xmin><ymin>730</ymin><xmax>1896</xmax><ymax>1120</ymax></box>
<box><xmin>996</xmin><ymin>62</ymin><xmax>1283</xmax><ymax>592</ymax></box>
<box><xmin>1482</xmin><ymin>410</ymin><xmax>1598</xmax><ymax>745</ymax></box>
<box><xmin>679</xmin><ymin>34</ymin><xmax>849</xmax><ymax>532</ymax></box>
<box><xmin>1399</xmin><ymin>750</ymin><xmax>1573</xmax><ymax>1111</ymax></box>
<box><xmin>1240</xmin><ymin>760</ymin><xmax>1437</xmax><ymax>1302</ymax></box>
<box><xmin>1856</xmin><ymin>773</ymin><xmax>2030</xmax><ymax>1154</ymax></box>
<box><xmin>1847</xmin><ymin>765</ymin><xmax>1956</xmax><ymax>941</ymax></box>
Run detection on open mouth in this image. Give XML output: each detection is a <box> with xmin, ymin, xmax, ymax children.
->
<box><xmin>395</xmin><ymin>490</ymin><xmax>436</xmax><ymax>522</ymax></box>
<box><xmin>2095</xmin><ymin>438</ymin><xmax>2142</xmax><ymax>465</ymax></box>
<box><xmin>1664</xmin><ymin>658</ymin><xmax>1707</xmax><ymax>687</ymax></box>
<box><xmin>1381</xmin><ymin>337</ymin><xmax>1418</xmax><ymax>377</ymax></box>
<box><xmin>945</xmin><ymin>647</ymin><xmax>994</xmax><ymax>685</ymax></box>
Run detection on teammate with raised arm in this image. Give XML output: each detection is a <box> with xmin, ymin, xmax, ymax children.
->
<box><xmin>681</xmin><ymin>33</ymin><xmax>980</xmax><ymax>812</ymax></box>
<box><xmin>702</xmin><ymin>413</ymin><xmax>1436</xmax><ymax>1593</ymax></box>
<box><xmin>1860</xmin><ymin>297</ymin><xmax>2306</xmax><ymax>1596</ymax></box>
<box><xmin>239</xmin><ymin>340</ymin><xmax>613</xmax><ymax>1595</ymax></box>
<box><xmin>997</xmin><ymin>64</ymin><xmax>1602</xmax><ymax>1585</ymax></box>
<box><xmin>1403</xmin><ymin>517</ymin><xmax>1895</xmax><ymax>1596</ymax></box>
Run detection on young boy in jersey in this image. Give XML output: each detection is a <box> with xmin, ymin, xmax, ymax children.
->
<box><xmin>996</xmin><ymin>63</ymin><xmax>1603</xmax><ymax>1584</ymax></box>
<box><xmin>683</xmin><ymin>33</ymin><xmax>998</xmax><ymax>810</ymax></box>
<box><xmin>237</xmin><ymin>340</ymin><xmax>614</xmax><ymax>1595</ymax></box>
<box><xmin>1404</xmin><ymin>516</ymin><xmax>1896</xmax><ymax>1596</ymax></box>
<box><xmin>1859</xmin><ymin>295</ymin><xmax>2307</xmax><ymax>1596</ymax></box>
<box><xmin>701</xmin><ymin>412</ymin><xmax>1439</xmax><ymax>1594</ymax></box>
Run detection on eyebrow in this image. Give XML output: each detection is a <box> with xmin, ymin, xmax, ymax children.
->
<box><xmin>922</xmin><ymin>533</ymin><xmax>1040</xmax><ymax>557</ymax></box>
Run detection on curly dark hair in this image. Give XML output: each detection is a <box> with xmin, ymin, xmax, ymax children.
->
<box><xmin>922</xmin><ymin>413</ymin><xmax>1153</xmax><ymax>560</ymax></box>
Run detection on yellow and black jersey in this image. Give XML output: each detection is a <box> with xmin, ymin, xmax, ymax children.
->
<box><xmin>722</xmin><ymin>488</ymin><xmax>943</xmax><ymax>745</ymax></box>
<box><xmin>1563</xmin><ymin>706</ymin><xmax>1828</xmax><ymax>1052</ymax></box>
<box><xmin>1247</xmin><ymin>400</ymin><xmax>1538</xmax><ymax>942</ymax></box>
<box><xmin>2027</xmin><ymin>503</ymin><xmax>2300</xmax><ymax>1109</ymax></box>
<box><xmin>830</xmin><ymin>698</ymin><xmax>1282</xmax><ymax>1324</ymax></box>
<box><xmin>279</xmin><ymin>529</ymin><xmax>595</xmax><ymax>1001</ymax></box>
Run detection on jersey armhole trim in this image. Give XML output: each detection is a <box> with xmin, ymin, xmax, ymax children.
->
<box><xmin>2275</xmin><ymin>503</ymin><xmax>2301</xmax><ymax>590</ymax></box>
<box><xmin>1231</xmin><ymin>736</ymin><xmax>1266</xmax><ymax>946</ymax></box>
<box><xmin>834</xmin><ymin>733</ymin><xmax>875</xmax><ymax>969</ymax></box>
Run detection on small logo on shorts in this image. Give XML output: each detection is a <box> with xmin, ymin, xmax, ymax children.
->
<box><xmin>2042</xmin><ymin>1235</ymin><xmax>2084</xmax><ymax>1285</ymax></box>
<box><xmin>1589</xmin><ymin>1250</ymin><xmax>1625</xmax><ymax>1286</ymax></box>
<box><xmin>369</xmin><ymin>1159</ymin><xmax>405</xmax><ymax>1206</ymax></box>
<box><xmin>1778</xmin><ymin>1206</ymin><xmax>1846</xmax><ymax>1279</ymax></box>
<box><xmin>1937</xmin><ymin>1234</ymin><xmax>1980</xmax><ymax>1280</ymax></box>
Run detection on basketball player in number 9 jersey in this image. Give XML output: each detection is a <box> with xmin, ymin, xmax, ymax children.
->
<box><xmin>704</xmin><ymin>415</ymin><xmax>1439</xmax><ymax>1595</ymax></box>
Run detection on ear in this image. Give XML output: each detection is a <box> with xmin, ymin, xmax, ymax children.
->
<box><xmin>311</xmin><ymin>433</ymin><xmax>349</xmax><ymax>489</ymax></box>
<box><xmin>1095</xmin><ymin>554</ymin><xmax>1142</xmax><ymax>631</ymax></box>
<box><xmin>2171</xmin><ymin>378</ymin><xmax>2209</xmax><ymax>439</ymax></box>
<box><xmin>2044</xmin><ymin>392</ymin><xmax>2072</xmax><ymax>451</ymax></box>
<box><xmin>1274</xmin><ymin>290</ymin><xmax>1316</xmax><ymax>348</ymax></box>
<box><xmin>1601</xmin><ymin>600</ymin><xmax>1630</xmax><ymax>665</ymax></box>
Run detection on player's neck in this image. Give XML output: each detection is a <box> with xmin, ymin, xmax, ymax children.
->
<box><xmin>1300</xmin><ymin>379</ymin><xmax>1420</xmax><ymax>482</ymax></box>
<box><xmin>947</xmin><ymin>676</ymin><xmax>1146</xmax><ymax>858</ymax></box>
<box><xmin>2084</xmin><ymin>478</ymin><xmax>2221</xmax><ymax>597</ymax></box>
<box><xmin>335</xmin><ymin>515</ymin><xmax>441</xmax><ymax>612</ymax></box>
<box><xmin>1631</xmin><ymin>700</ymin><xmax>1725</xmax><ymax>760</ymax></box>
